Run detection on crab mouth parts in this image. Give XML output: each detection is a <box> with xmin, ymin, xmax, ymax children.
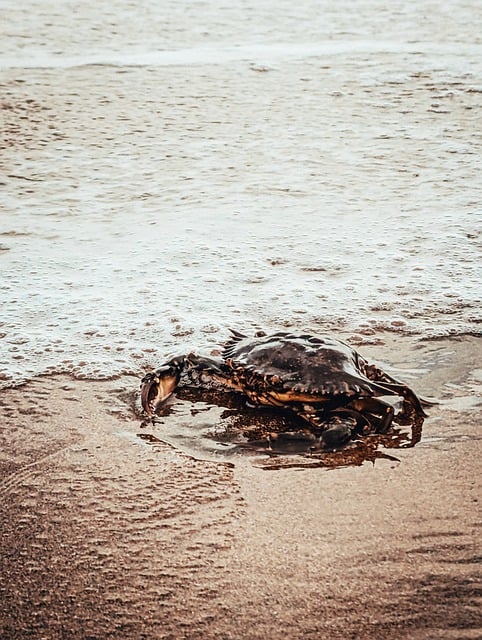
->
<box><xmin>140</xmin><ymin>367</ymin><xmax>179</xmax><ymax>416</ymax></box>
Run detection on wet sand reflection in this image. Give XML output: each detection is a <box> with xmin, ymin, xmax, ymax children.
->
<box><xmin>139</xmin><ymin>387</ymin><xmax>425</xmax><ymax>471</ymax></box>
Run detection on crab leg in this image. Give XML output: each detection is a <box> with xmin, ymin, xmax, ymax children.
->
<box><xmin>371</xmin><ymin>380</ymin><xmax>426</xmax><ymax>418</ymax></box>
<box><xmin>183</xmin><ymin>354</ymin><xmax>245</xmax><ymax>392</ymax></box>
<box><xmin>360</xmin><ymin>360</ymin><xmax>428</xmax><ymax>417</ymax></box>
<box><xmin>346</xmin><ymin>396</ymin><xmax>395</xmax><ymax>433</ymax></box>
<box><xmin>290</xmin><ymin>406</ymin><xmax>362</xmax><ymax>448</ymax></box>
<box><xmin>140</xmin><ymin>354</ymin><xmax>244</xmax><ymax>416</ymax></box>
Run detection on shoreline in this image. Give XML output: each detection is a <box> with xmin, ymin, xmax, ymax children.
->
<box><xmin>1</xmin><ymin>335</ymin><xmax>480</xmax><ymax>638</ymax></box>
<box><xmin>1</xmin><ymin>51</ymin><xmax>480</xmax><ymax>385</ymax></box>
<box><xmin>3</xmin><ymin>39</ymin><xmax>482</xmax><ymax>71</ymax></box>
<box><xmin>2</xmin><ymin>2</ymin><xmax>481</xmax><ymax>636</ymax></box>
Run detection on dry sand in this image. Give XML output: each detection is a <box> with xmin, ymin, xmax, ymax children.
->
<box><xmin>1</xmin><ymin>335</ymin><xmax>480</xmax><ymax>639</ymax></box>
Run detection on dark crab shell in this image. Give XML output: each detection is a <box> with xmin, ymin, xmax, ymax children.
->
<box><xmin>222</xmin><ymin>331</ymin><xmax>383</xmax><ymax>401</ymax></box>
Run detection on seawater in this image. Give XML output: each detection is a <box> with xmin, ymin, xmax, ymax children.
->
<box><xmin>1</xmin><ymin>1</ymin><xmax>481</xmax><ymax>388</ymax></box>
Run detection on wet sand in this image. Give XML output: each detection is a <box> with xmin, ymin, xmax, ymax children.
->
<box><xmin>1</xmin><ymin>335</ymin><xmax>480</xmax><ymax>639</ymax></box>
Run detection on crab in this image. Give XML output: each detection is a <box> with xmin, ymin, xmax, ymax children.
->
<box><xmin>140</xmin><ymin>330</ymin><xmax>427</xmax><ymax>447</ymax></box>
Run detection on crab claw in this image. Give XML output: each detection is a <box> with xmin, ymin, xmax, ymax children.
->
<box><xmin>140</xmin><ymin>358</ymin><xmax>184</xmax><ymax>416</ymax></box>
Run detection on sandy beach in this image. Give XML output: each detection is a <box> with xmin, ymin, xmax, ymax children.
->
<box><xmin>1</xmin><ymin>335</ymin><xmax>480</xmax><ymax>639</ymax></box>
<box><xmin>2</xmin><ymin>1</ymin><xmax>482</xmax><ymax>638</ymax></box>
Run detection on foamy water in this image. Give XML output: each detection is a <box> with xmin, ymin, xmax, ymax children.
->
<box><xmin>1</xmin><ymin>1</ymin><xmax>481</xmax><ymax>388</ymax></box>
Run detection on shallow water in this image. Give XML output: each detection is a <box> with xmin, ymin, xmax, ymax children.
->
<box><xmin>1</xmin><ymin>0</ymin><xmax>481</xmax><ymax>388</ymax></box>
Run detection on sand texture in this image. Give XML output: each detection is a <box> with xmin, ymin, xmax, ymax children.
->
<box><xmin>1</xmin><ymin>1</ymin><xmax>481</xmax><ymax>637</ymax></box>
<box><xmin>1</xmin><ymin>336</ymin><xmax>480</xmax><ymax>639</ymax></box>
